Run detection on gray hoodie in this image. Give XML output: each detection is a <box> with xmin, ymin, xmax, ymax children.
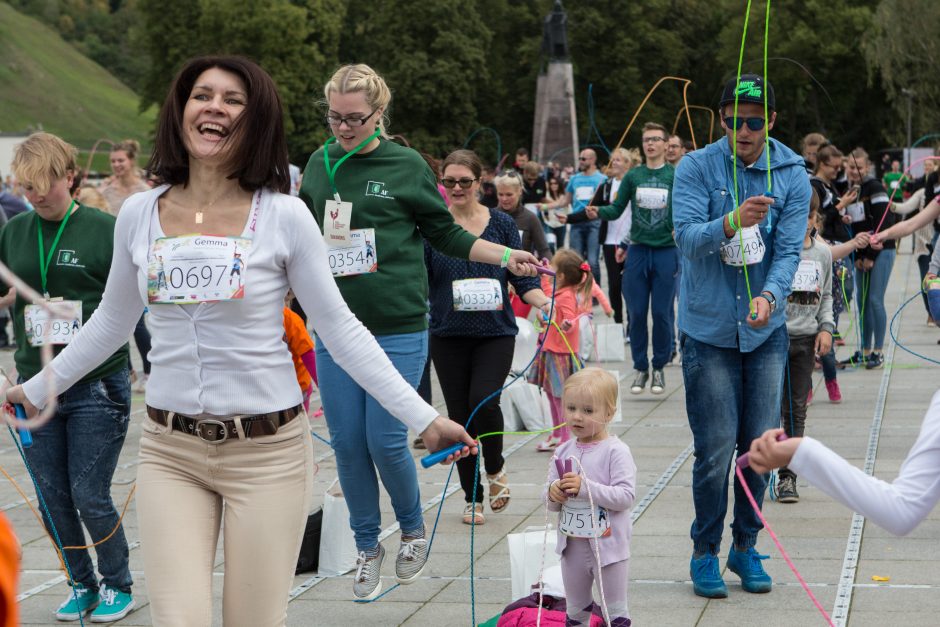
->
<box><xmin>785</xmin><ymin>237</ymin><xmax>834</xmax><ymax>338</ymax></box>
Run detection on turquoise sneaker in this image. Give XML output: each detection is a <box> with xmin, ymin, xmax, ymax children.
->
<box><xmin>690</xmin><ymin>553</ymin><xmax>727</xmax><ymax>598</ymax></box>
<box><xmin>55</xmin><ymin>584</ymin><xmax>98</xmax><ymax>621</ymax></box>
<box><xmin>727</xmin><ymin>546</ymin><xmax>773</xmax><ymax>593</ymax></box>
<box><xmin>89</xmin><ymin>584</ymin><xmax>135</xmax><ymax>623</ymax></box>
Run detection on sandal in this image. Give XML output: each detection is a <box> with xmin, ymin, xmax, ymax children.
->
<box><xmin>487</xmin><ymin>468</ymin><xmax>511</xmax><ymax>513</ymax></box>
<box><xmin>536</xmin><ymin>437</ymin><xmax>560</xmax><ymax>452</ymax></box>
<box><xmin>463</xmin><ymin>502</ymin><xmax>485</xmax><ymax>525</ymax></box>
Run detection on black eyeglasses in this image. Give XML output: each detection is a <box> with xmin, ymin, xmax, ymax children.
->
<box><xmin>325</xmin><ymin>109</ymin><xmax>379</xmax><ymax>128</ymax></box>
<box><xmin>441</xmin><ymin>177</ymin><xmax>479</xmax><ymax>189</ymax></box>
<box><xmin>724</xmin><ymin>116</ymin><xmax>766</xmax><ymax>131</ymax></box>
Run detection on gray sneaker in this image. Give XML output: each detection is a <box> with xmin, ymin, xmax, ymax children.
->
<box><xmin>353</xmin><ymin>544</ymin><xmax>385</xmax><ymax>600</ymax></box>
<box><xmin>651</xmin><ymin>369</ymin><xmax>665</xmax><ymax>394</ymax></box>
<box><xmin>395</xmin><ymin>534</ymin><xmax>429</xmax><ymax>584</ymax></box>
<box><xmin>630</xmin><ymin>370</ymin><xmax>649</xmax><ymax>394</ymax></box>
<box><xmin>776</xmin><ymin>475</ymin><xmax>799</xmax><ymax>503</ymax></box>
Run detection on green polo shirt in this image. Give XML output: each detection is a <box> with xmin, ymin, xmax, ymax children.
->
<box><xmin>0</xmin><ymin>204</ymin><xmax>129</xmax><ymax>381</ymax></box>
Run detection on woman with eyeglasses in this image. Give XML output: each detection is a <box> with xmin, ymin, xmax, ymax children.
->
<box><xmin>426</xmin><ymin>150</ymin><xmax>551</xmax><ymax>525</ymax></box>
<box><xmin>494</xmin><ymin>170</ymin><xmax>552</xmax><ymax>260</ymax></box>
<box><xmin>299</xmin><ymin>64</ymin><xmax>539</xmax><ymax>601</ymax></box>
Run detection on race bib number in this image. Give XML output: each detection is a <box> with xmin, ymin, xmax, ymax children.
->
<box><xmin>148</xmin><ymin>236</ymin><xmax>250</xmax><ymax>304</ymax></box>
<box><xmin>575</xmin><ymin>187</ymin><xmax>595</xmax><ymax>202</ymax></box>
<box><xmin>560</xmin><ymin>501</ymin><xmax>611</xmax><ymax>538</ymax></box>
<box><xmin>845</xmin><ymin>201</ymin><xmax>865</xmax><ymax>223</ymax></box>
<box><xmin>328</xmin><ymin>228</ymin><xmax>377</xmax><ymax>277</ymax></box>
<box><xmin>323</xmin><ymin>198</ymin><xmax>353</xmax><ymax>246</ymax></box>
<box><xmin>24</xmin><ymin>300</ymin><xmax>82</xmax><ymax>346</ymax></box>
<box><xmin>452</xmin><ymin>278</ymin><xmax>503</xmax><ymax>311</ymax></box>
<box><xmin>635</xmin><ymin>186</ymin><xmax>669</xmax><ymax>210</ymax></box>
<box><xmin>889</xmin><ymin>180</ymin><xmax>899</xmax><ymax>190</ymax></box>
<box><xmin>720</xmin><ymin>225</ymin><xmax>766</xmax><ymax>266</ymax></box>
<box><xmin>791</xmin><ymin>259</ymin><xmax>820</xmax><ymax>293</ymax></box>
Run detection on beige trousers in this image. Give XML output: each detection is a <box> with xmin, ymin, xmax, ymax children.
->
<box><xmin>137</xmin><ymin>413</ymin><xmax>313</xmax><ymax>627</ymax></box>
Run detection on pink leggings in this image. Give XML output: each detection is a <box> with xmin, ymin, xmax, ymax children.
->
<box><xmin>548</xmin><ymin>394</ymin><xmax>570</xmax><ymax>442</ymax></box>
<box><xmin>562</xmin><ymin>539</ymin><xmax>630</xmax><ymax>626</ymax></box>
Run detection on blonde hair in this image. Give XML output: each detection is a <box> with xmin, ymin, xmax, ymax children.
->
<box><xmin>111</xmin><ymin>139</ymin><xmax>141</xmax><ymax>162</ymax></box>
<box><xmin>77</xmin><ymin>185</ymin><xmax>108</xmax><ymax>211</ymax></box>
<box><xmin>563</xmin><ymin>368</ymin><xmax>619</xmax><ymax>417</ymax></box>
<box><xmin>494</xmin><ymin>171</ymin><xmax>523</xmax><ymax>192</ymax></box>
<box><xmin>11</xmin><ymin>132</ymin><xmax>77</xmax><ymax>196</ymax></box>
<box><xmin>324</xmin><ymin>64</ymin><xmax>392</xmax><ymax>137</ymax></box>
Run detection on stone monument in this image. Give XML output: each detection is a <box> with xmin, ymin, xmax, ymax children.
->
<box><xmin>532</xmin><ymin>0</ymin><xmax>579</xmax><ymax>168</ymax></box>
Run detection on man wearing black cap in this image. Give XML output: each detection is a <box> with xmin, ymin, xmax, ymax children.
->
<box><xmin>672</xmin><ymin>74</ymin><xmax>811</xmax><ymax>599</ymax></box>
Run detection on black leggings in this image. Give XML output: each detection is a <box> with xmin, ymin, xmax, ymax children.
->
<box><xmin>602</xmin><ymin>244</ymin><xmax>625</xmax><ymax>324</ymax></box>
<box><xmin>429</xmin><ymin>334</ymin><xmax>514</xmax><ymax>503</ymax></box>
<box><xmin>127</xmin><ymin>314</ymin><xmax>151</xmax><ymax>375</ymax></box>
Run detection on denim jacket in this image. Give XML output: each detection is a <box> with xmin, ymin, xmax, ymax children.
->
<box><xmin>673</xmin><ymin>137</ymin><xmax>811</xmax><ymax>352</ymax></box>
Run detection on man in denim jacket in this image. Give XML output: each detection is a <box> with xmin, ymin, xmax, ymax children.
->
<box><xmin>672</xmin><ymin>74</ymin><xmax>811</xmax><ymax>599</ymax></box>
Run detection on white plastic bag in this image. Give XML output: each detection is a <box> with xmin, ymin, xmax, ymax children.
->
<box><xmin>578</xmin><ymin>316</ymin><xmax>595</xmax><ymax>363</ymax></box>
<box><xmin>508</xmin><ymin>525</ymin><xmax>559</xmax><ymax>601</ymax></box>
<box><xmin>606</xmin><ymin>369</ymin><xmax>623</xmax><ymax>423</ymax></box>
<box><xmin>317</xmin><ymin>478</ymin><xmax>358</xmax><ymax>575</ymax></box>
<box><xmin>594</xmin><ymin>324</ymin><xmax>625</xmax><ymax>362</ymax></box>
<box><xmin>512</xmin><ymin>317</ymin><xmax>539</xmax><ymax>375</ymax></box>
<box><xmin>503</xmin><ymin>380</ymin><xmax>551</xmax><ymax>431</ymax></box>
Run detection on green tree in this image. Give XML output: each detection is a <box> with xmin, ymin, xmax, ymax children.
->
<box><xmin>338</xmin><ymin>0</ymin><xmax>492</xmax><ymax>157</ymax></box>
<box><xmin>863</xmin><ymin>0</ymin><xmax>940</xmax><ymax>147</ymax></box>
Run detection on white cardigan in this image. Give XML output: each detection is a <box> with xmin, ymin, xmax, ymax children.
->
<box><xmin>23</xmin><ymin>185</ymin><xmax>439</xmax><ymax>433</ymax></box>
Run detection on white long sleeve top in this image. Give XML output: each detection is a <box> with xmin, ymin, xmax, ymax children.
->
<box><xmin>790</xmin><ymin>389</ymin><xmax>940</xmax><ymax>536</ymax></box>
<box><xmin>23</xmin><ymin>185</ymin><xmax>439</xmax><ymax>433</ymax></box>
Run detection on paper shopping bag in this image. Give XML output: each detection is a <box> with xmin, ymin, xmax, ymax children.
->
<box><xmin>507</xmin><ymin>525</ymin><xmax>559</xmax><ymax>601</ymax></box>
<box><xmin>317</xmin><ymin>478</ymin><xmax>358</xmax><ymax>575</ymax></box>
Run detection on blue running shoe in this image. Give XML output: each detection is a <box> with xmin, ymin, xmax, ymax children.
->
<box><xmin>690</xmin><ymin>553</ymin><xmax>727</xmax><ymax>598</ymax></box>
<box><xmin>727</xmin><ymin>546</ymin><xmax>772</xmax><ymax>593</ymax></box>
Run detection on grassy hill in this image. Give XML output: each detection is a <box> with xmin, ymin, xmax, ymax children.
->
<box><xmin>0</xmin><ymin>2</ymin><xmax>155</xmax><ymax>164</ymax></box>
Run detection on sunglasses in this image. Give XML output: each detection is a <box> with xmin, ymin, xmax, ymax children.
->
<box><xmin>441</xmin><ymin>177</ymin><xmax>478</xmax><ymax>189</ymax></box>
<box><xmin>724</xmin><ymin>116</ymin><xmax>766</xmax><ymax>131</ymax></box>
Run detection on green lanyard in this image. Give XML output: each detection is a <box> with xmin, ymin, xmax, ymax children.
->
<box><xmin>323</xmin><ymin>129</ymin><xmax>382</xmax><ymax>201</ymax></box>
<box><xmin>36</xmin><ymin>200</ymin><xmax>76</xmax><ymax>297</ymax></box>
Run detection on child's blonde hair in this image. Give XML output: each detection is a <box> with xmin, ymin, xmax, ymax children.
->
<box><xmin>552</xmin><ymin>248</ymin><xmax>593</xmax><ymax>304</ymax></box>
<box><xmin>563</xmin><ymin>367</ymin><xmax>618</xmax><ymax>417</ymax></box>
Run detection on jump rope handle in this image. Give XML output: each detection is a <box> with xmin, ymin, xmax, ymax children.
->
<box><xmin>736</xmin><ymin>432</ymin><xmax>788</xmax><ymax>469</ymax></box>
<box><xmin>535</xmin><ymin>260</ymin><xmax>555</xmax><ymax>277</ymax></box>
<box><xmin>420</xmin><ymin>442</ymin><xmax>466</xmax><ymax>469</ymax></box>
<box><xmin>13</xmin><ymin>404</ymin><xmax>32</xmax><ymax>449</ymax></box>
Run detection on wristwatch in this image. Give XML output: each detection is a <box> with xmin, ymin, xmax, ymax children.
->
<box><xmin>759</xmin><ymin>290</ymin><xmax>777</xmax><ymax>313</ymax></box>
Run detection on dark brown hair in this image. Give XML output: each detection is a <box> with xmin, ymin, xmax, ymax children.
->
<box><xmin>148</xmin><ymin>55</ymin><xmax>290</xmax><ymax>193</ymax></box>
<box><xmin>814</xmin><ymin>144</ymin><xmax>844</xmax><ymax>174</ymax></box>
<box><xmin>441</xmin><ymin>149</ymin><xmax>483</xmax><ymax>179</ymax></box>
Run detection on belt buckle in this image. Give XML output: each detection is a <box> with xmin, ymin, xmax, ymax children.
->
<box><xmin>195</xmin><ymin>419</ymin><xmax>228</xmax><ymax>443</ymax></box>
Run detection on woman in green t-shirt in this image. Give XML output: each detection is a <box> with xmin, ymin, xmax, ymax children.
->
<box><xmin>300</xmin><ymin>64</ymin><xmax>539</xmax><ymax>600</ymax></box>
<box><xmin>1</xmin><ymin>132</ymin><xmax>135</xmax><ymax>622</ymax></box>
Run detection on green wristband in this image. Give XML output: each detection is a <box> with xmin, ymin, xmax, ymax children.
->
<box><xmin>728</xmin><ymin>209</ymin><xmax>739</xmax><ymax>232</ymax></box>
<box><xmin>500</xmin><ymin>247</ymin><xmax>512</xmax><ymax>268</ymax></box>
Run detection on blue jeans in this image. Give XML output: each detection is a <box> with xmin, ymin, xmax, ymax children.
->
<box><xmin>857</xmin><ymin>249</ymin><xmax>896</xmax><ymax>350</ymax></box>
<box><xmin>568</xmin><ymin>221</ymin><xmax>601</xmax><ymax>281</ymax></box>
<box><xmin>623</xmin><ymin>245</ymin><xmax>678</xmax><ymax>371</ymax></box>
<box><xmin>316</xmin><ymin>330</ymin><xmax>427</xmax><ymax>551</ymax></box>
<box><xmin>682</xmin><ymin>325</ymin><xmax>788</xmax><ymax>555</ymax></box>
<box><xmin>23</xmin><ymin>368</ymin><xmax>133</xmax><ymax>592</ymax></box>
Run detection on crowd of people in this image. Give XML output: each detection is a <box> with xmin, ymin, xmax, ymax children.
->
<box><xmin>0</xmin><ymin>55</ymin><xmax>936</xmax><ymax>627</ymax></box>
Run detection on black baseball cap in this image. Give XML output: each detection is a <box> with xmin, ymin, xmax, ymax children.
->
<box><xmin>719</xmin><ymin>74</ymin><xmax>775</xmax><ymax>110</ymax></box>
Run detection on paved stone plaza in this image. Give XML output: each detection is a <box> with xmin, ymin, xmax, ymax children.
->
<box><xmin>7</xmin><ymin>249</ymin><xmax>940</xmax><ymax>626</ymax></box>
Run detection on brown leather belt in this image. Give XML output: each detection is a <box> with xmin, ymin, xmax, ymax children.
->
<box><xmin>146</xmin><ymin>405</ymin><xmax>302</xmax><ymax>443</ymax></box>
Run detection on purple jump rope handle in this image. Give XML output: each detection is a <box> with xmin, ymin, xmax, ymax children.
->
<box><xmin>420</xmin><ymin>442</ymin><xmax>466</xmax><ymax>468</ymax></box>
<box><xmin>554</xmin><ymin>458</ymin><xmax>565</xmax><ymax>479</ymax></box>
<box><xmin>737</xmin><ymin>433</ymin><xmax>788</xmax><ymax>469</ymax></box>
<box><xmin>535</xmin><ymin>263</ymin><xmax>555</xmax><ymax>277</ymax></box>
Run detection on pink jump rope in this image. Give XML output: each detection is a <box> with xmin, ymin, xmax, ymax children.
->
<box><xmin>737</xmin><ymin>433</ymin><xmax>835</xmax><ymax>626</ymax></box>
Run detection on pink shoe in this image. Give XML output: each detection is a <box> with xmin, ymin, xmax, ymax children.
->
<box><xmin>536</xmin><ymin>437</ymin><xmax>560</xmax><ymax>452</ymax></box>
<box><xmin>826</xmin><ymin>379</ymin><xmax>842</xmax><ymax>403</ymax></box>
<box><xmin>312</xmin><ymin>408</ymin><xmax>324</xmax><ymax>418</ymax></box>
